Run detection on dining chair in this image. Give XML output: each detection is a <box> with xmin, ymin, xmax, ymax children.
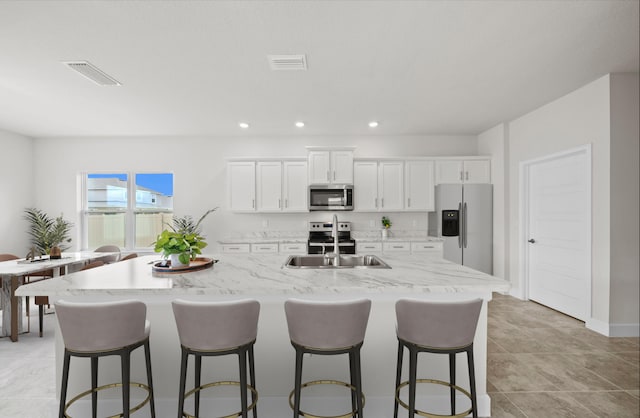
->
<box><xmin>120</xmin><ymin>253</ymin><xmax>138</xmax><ymax>261</ymax></box>
<box><xmin>95</xmin><ymin>245</ymin><xmax>121</xmax><ymax>263</ymax></box>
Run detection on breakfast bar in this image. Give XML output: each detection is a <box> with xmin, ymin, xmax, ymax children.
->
<box><xmin>17</xmin><ymin>253</ymin><xmax>509</xmax><ymax>417</ymax></box>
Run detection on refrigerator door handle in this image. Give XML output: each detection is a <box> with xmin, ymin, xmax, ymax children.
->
<box><xmin>458</xmin><ymin>202</ymin><xmax>463</xmax><ymax>248</ymax></box>
<box><xmin>463</xmin><ymin>202</ymin><xmax>468</xmax><ymax>248</ymax></box>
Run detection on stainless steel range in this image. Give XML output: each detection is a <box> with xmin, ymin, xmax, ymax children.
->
<box><xmin>307</xmin><ymin>221</ymin><xmax>356</xmax><ymax>255</ymax></box>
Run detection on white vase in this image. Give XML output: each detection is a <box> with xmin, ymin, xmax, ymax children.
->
<box><xmin>381</xmin><ymin>228</ymin><xmax>388</xmax><ymax>239</ymax></box>
<box><xmin>169</xmin><ymin>253</ymin><xmax>189</xmax><ymax>269</ymax></box>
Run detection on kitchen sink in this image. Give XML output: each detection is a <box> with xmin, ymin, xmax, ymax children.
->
<box><xmin>283</xmin><ymin>254</ymin><xmax>391</xmax><ymax>269</ymax></box>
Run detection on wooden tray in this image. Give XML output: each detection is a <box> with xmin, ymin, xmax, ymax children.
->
<box><xmin>152</xmin><ymin>257</ymin><xmax>217</xmax><ymax>274</ymax></box>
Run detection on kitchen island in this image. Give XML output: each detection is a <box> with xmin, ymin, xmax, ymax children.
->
<box><xmin>17</xmin><ymin>253</ymin><xmax>509</xmax><ymax>417</ymax></box>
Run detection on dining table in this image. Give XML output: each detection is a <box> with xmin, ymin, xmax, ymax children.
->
<box><xmin>0</xmin><ymin>251</ymin><xmax>119</xmax><ymax>342</ymax></box>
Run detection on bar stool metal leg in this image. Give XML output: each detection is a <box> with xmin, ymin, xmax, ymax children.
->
<box><xmin>467</xmin><ymin>347</ymin><xmax>478</xmax><ymax>418</ymax></box>
<box><xmin>249</xmin><ymin>345</ymin><xmax>257</xmax><ymax>418</ymax></box>
<box><xmin>194</xmin><ymin>354</ymin><xmax>202</xmax><ymax>417</ymax></box>
<box><xmin>449</xmin><ymin>353</ymin><xmax>456</xmax><ymax>416</ymax></box>
<box><xmin>393</xmin><ymin>341</ymin><xmax>403</xmax><ymax>418</ymax></box>
<box><xmin>144</xmin><ymin>340</ymin><xmax>156</xmax><ymax>418</ymax></box>
<box><xmin>91</xmin><ymin>357</ymin><xmax>98</xmax><ymax>418</ymax></box>
<box><xmin>292</xmin><ymin>348</ymin><xmax>304</xmax><ymax>418</ymax></box>
<box><xmin>177</xmin><ymin>348</ymin><xmax>188</xmax><ymax>418</ymax></box>
<box><xmin>59</xmin><ymin>351</ymin><xmax>71</xmax><ymax>418</ymax></box>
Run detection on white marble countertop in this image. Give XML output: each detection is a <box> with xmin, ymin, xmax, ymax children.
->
<box><xmin>16</xmin><ymin>253</ymin><xmax>509</xmax><ymax>298</ymax></box>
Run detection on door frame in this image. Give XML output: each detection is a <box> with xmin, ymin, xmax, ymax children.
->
<box><xmin>519</xmin><ymin>144</ymin><xmax>592</xmax><ymax>318</ymax></box>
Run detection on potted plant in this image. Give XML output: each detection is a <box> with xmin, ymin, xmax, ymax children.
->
<box><xmin>153</xmin><ymin>230</ymin><xmax>207</xmax><ymax>268</ymax></box>
<box><xmin>153</xmin><ymin>208</ymin><xmax>216</xmax><ymax>268</ymax></box>
<box><xmin>24</xmin><ymin>208</ymin><xmax>73</xmax><ymax>257</ymax></box>
<box><xmin>381</xmin><ymin>216</ymin><xmax>392</xmax><ymax>239</ymax></box>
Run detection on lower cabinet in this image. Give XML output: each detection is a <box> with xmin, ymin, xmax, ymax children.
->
<box><xmin>411</xmin><ymin>242</ymin><xmax>443</xmax><ymax>257</ymax></box>
<box><xmin>280</xmin><ymin>243</ymin><xmax>307</xmax><ymax>254</ymax></box>
<box><xmin>383</xmin><ymin>242</ymin><xmax>411</xmax><ymax>253</ymax></box>
<box><xmin>251</xmin><ymin>243</ymin><xmax>279</xmax><ymax>253</ymax></box>
<box><xmin>356</xmin><ymin>242</ymin><xmax>382</xmax><ymax>253</ymax></box>
<box><xmin>221</xmin><ymin>244</ymin><xmax>251</xmax><ymax>253</ymax></box>
<box><xmin>356</xmin><ymin>241</ymin><xmax>443</xmax><ymax>256</ymax></box>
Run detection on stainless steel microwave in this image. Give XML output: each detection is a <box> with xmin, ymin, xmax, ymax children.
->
<box><xmin>309</xmin><ymin>185</ymin><xmax>354</xmax><ymax>211</ymax></box>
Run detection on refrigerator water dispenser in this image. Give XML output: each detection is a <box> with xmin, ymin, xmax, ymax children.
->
<box><xmin>442</xmin><ymin>210</ymin><xmax>459</xmax><ymax>236</ymax></box>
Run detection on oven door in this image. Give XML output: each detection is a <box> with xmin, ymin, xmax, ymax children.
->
<box><xmin>309</xmin><ymin>185</ymin><xmax>353</xmax><ymax>211</ymax></box>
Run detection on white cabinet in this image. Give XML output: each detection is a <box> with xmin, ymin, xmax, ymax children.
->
<box><xmin>411</xmin><ymin>242</ymin><xmax>443</xmax><ymax>257</ymax></box>
<box><xmin>231</xmin><ymin>160</ymin><xmax>308</xmax><ymax>213</ymax></box>
<box><xmin>280</xmin><ymin>243</ymin><xmax>307</xmax><ymax>254</ymax></box>
<box><xmin>308</xmin><ymin>150</ymin><xmax>353</xmax><ymax>184</ymax></box>
<box><xmin>228</xmin><ymin>162</ymin><xmax>256</xmax><ymax>212</ymax></box>
<box><xmin>283</xmin><ymin>161</ymin><xmax>308</xmax><ymax>212</ymax></box>
<box><xmin>256</xmin><ymin>162</ymin><xmax>282</xmax><ymax>212</ymax></box>
<box><xmin>221</xmin><ymin>244</ymin><xmax>251</xmax><ymax>253</ymax></box>
<box><xmin>405</xmin><ymin>161</ymin><xmax>435</xmax><ymax>211</ymax></box>
<box><xmin>356</xmin><ymin>241</ymin><xmax>382</xmax><ymax>253</ymax></box>
<box><xmin>435</xmin><ymin>159</ymin><xmax>491</xmax><ymax>184</ymax></box>
<box><xmin>383</xmin><ymin>242</ymin><xmax>411</xmax><ymax>253</ymax></box>
<box><xmin>251</xmin><ymin>243</ymin><xmax>279</xmax><ymax>253</ymax></box>
<box><xmin>353</xmin><ymin>160</ymin><xmax>404</xmax><ymax>211</ymax></box>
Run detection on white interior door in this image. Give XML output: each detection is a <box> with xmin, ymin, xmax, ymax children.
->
<box><xmin>526</xmin><ymin>147</ymin><xmax>591</xmax><ymax>320</ymax></box>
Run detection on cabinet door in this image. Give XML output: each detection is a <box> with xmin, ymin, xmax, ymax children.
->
<box><xmin>331</xmin><ymin>150</ymin><xmax>354</xmax><ymax>184</ymax></box>
<box><xmin>463</xmin><ymin>160</ymin><xmax>491</xmax><ymax>183</ymax></box>
<box><xmin>283</xmin><ymin>161</ymin><xmax>308</xmax><ymax>212</ymax></box>
<box><xmin>228</xmin><ymin>162</ymin><xmax>256</xmax><ymax>212</ymax></box>
<box><xmin>354</xmin><ymin>161</ymin><xmax>378</xmax><ymax>211</ymax></box>
<box><xmin>308</xmin><ymin>151</ymin><xmax>331</xmax><ymax>184</ymax></box>
<box><xmin>405</xmin><ymin>161</ymin><xmax>434</xmax><ymax>211</ymax></box>
<box><xmin>378</xmin><ymin>161</ymin><xmax>404</xmax><ymax>211</ymax></box>
<box><xmin>256</xmin><ymin>162</ymin><xmax>282</xmax><ymax>212</ymax></box>
<box><xmin>435</xmin><ymin>160</ymin><xmax>464</xmax><ymax>184</ymax></box>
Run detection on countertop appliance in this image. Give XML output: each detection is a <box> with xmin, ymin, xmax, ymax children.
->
<box><xmin>309</xmin><ymin>185</ymin><xmax>353</xmax><ymax>211</ymax></box>
<box><xmin>307</xmin><ymin>221</ymin><xmax>356</xmax><ymax>254</ymax></box>
<box><xmin>434</xmin><ymin>184</ymin><xmax>493</xmax><ymax>274</ymax></box>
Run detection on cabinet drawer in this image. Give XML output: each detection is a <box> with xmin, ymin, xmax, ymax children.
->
<box><xmin>357</xmin><ymin>242</ymin><xmax>382</xmax><ymax>253</ymax></box>
<box><xmin>251</xmin><ymin>243</ymin><xmax>279</xmax><ymax>253</ymax></box>
<box><xmin>383</xmin><ymin>242</ymin><xmax>410</xmax><ymax>252</ymax></box>
<box><xmin>221</xmin><ymin>244</ymin><xmax>250</xmax><ymax>253</ymax></box>
<box><xmin>411</xmin><ymin>242</ymin><xmax>443</xmax><ymax>253</ymax></box>
<box><xmin>280</xmin><ymin>243</ymin><xmax>307</xmax><ymax>254</ymax></box>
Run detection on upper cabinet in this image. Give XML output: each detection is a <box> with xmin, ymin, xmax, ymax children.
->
<box><xmin>228</xmin><ymin>161</ymin><xmax>256</xmax><ymax>212</ymax></box>
<box><xmin>353</xmin><ymin>160</ymin><xmax>404</xmax><ymax>211</ymax></box>
<box><xmin>308</xmin><ymin>149</ymin><xmax>353</xmax><ymax>184</ymax></box>
<box><xmin>229</xmin><ymin>160</ymin><xmax>308</xmax><ymax>213</ymax></box>
<box><xmin>404</xmin><ymin>160</ymin><xmax>435</xmax><ymax>211</ymax></box>
<box><xmin>435</xmin><ymin>159</ymin><xmax>491</xmax><ymax>184</ymax></box>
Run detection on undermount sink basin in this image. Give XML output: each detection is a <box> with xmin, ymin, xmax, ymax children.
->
<box><xmin>283</xmin><ymin>254</ymin><xmax>391</xmax><ymax>269</ymax></box>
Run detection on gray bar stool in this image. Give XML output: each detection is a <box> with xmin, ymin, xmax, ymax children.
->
<box><xmin>172</xmin><ymin>299</ymin><xmax>260</xmax><ymax>418</ymax></box>
<box><xmin>55</xmin><ymin>299</ymin><xmax>155</xmax><ymax>418</ymax></box>
<box><xmin>284</xmin><ymin>298</ymin><xmax>372</xmax><ymax>418</ymax></box>
<box><xmin>394</xmin><ymin>298</ymin><xmax>483</xmax><ymax>418</ymax></box>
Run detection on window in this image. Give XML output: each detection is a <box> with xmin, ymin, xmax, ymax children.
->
<box><xmin>83</xmin><ymin>173</ymin><xmax>173</xmax><ymax>250</ymax></box>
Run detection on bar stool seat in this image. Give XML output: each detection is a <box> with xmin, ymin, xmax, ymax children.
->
<box><xmin>284</xmin><ymin>298</ymin><xmax>371</xmax><ymax>418</ymax></box>
<box><xmin>172</xmin><ymin>299</ymin><xmax>260</xmax><ymax>418</ymax></box>
<box><xmin>394</xmin><ymin>298</ymin><xmax>483</xmax><ymax>418</ymax></box>
<box><xmin>55</xmin><ymin>299</ymin><xmax>156</xmax><ymax>418</ymax></box>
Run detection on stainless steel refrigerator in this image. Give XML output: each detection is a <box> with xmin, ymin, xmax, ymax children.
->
<box><xmin>434</xmin><ymin>184</ymin><xmax>493</xmax><ymax>274</ymax></box>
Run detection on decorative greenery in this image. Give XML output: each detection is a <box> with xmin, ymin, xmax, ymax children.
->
<box><xmin>169</xmin><ymin>207</ymin><xmax>218</xmax><ymax>235</ymax></box>
<box><xmin>24</xmin><ymin>208</ymin><xmax>73</xmax><ymax>255</ymax></box>
<box><xmin>153</xmin><ymin>230</ymin><xmax>207</xmax><ymax>265</ymax></box>
<box><xmin>381</xmin><ymin>216</ymin><xmax>392</xmax><ymax>229</ymax></box>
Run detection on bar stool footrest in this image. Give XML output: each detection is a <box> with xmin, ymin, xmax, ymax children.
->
<box><xmin>395</xmin><ymin>378</ymin><xmax>472</xmax><ymax>418</ymax></box>
<box><xmin>289</xmin><ymin>379</ymin><xmax>366</xmax><ymax>418</ymax></box>
<box><xmin>63</xmin><ymin>381</ymin><xmax>152</xmax><ymax>418</ymax></box>
<box><xmin>181</xmin><ymin>380</ymin><xmax>258</xmax><ymax>418</ymax></box>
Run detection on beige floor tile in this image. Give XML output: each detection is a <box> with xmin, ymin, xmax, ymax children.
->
<box><xmin>488</xmin><ymin>337</ymin><xmax>507</xmax><ymax>354</ymax></box>
<box><xmin>523</xmin><ymin>327</ymin><xmax>599</xmax><ymax>353</ymax></box>
<box><xmin>562</xmin><ymin>352</ymin><xmax>640</xmax><ymax>390</ymax></box>
<box><xmin>487</xmin><ymin>379</ymin><xmax>500</xmax><ymax>393</ymax></box>
<box><xmin>489</xmin><ymin>393</ymin><xmax>526</xmax><ymax>418</ymax></box>
<box><xmin>513</xmin><ymin>353</ymin><xmax>618</xmax><ymax>391</ymax></box>
<box><xmin>612</xmin><ymin>351</ymin><xmax>640</xmax><ymax>367</ymax></box>
<box><xmin>487</xmin><ymin>353</ymin><xmax>558</xmax><ymax>392</ymax></box>
<box><xmin>563</xmin><ymin>328</ymin><xmax>640</xmax><ymax>352</ymax></box>
<box><xmin>489</xmin><ymin>331</ymin><xmax>557</xmax><ymax>354</ymax></box>
<box><xmin>505</xmin><ymin>392</ymin><xmax>599</xmax><ymax>418</ymax></box>
<box><xmin>627</xmin><ymin>389</ymin><xmax>640</xmax><ymax>399</ymax></box>
<box><xmin>567</xmin><ymin>391</ymin><xmax>640</xmax><ymax>418</ymax></box>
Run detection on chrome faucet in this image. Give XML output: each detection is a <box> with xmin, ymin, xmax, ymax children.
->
<box><xmin>330</xmin><ymin>214</ymin><xmax>340</xmax><ymax>266</ymax></box>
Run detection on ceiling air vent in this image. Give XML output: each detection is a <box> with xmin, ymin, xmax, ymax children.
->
<box><xmin>268</xmin><ymin>54</ymin><xmax>307</xmax><ymax>71</ymax></box>
<box><xmin>63</xmin><ymin>61</ymin><xmax>121</xmax><ymax>86</ymax></box>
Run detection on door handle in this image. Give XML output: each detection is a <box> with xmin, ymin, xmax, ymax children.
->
<box><xmin>463</xmin><ymin>202</ymin><xmax>468</xmax><ymax>248</ymax></box>
<box><xmin>528</xmin><ymin>239</ymin><xmax>535</xmax><ymax>243</ymax></box>
<box><xmin>457</xmin><ymin>202</ymin><xmax>462</xmax><ymax>248</ymax></box>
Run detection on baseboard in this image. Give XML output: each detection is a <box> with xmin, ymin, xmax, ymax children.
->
<box><xmin>586</xmin><ymin>318</ymin><xmax>640</xmax><ymax>337</ymax></box>
<box><xmin>65</xmin><ymin>394</ymin><xmax>493</xmax><ymax>417</ymax></box>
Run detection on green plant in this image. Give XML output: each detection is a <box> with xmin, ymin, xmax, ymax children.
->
<box><xmin>381</xmin><ymin>216</ymin><xmax>392</xmax><ymax>229</ymax></box>
<box><xmin>169</xmin><ymin>208</ymin><xmax>218</xmax><ymax>235</ymax></box>
<box><xmin>24</xmin><ymin>208</ymin><xmax>73</xmax><ymax>255</ymax></box>
<box><xmin>153</xmin><ymin>230</ymin><xmax>207</xmax><ymax>264</ymax></box>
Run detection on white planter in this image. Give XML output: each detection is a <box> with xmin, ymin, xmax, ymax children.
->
<box><xmin>381</xmin><ymin>228</ymin><xmax>389</xmax><ymax>240</ymax></box>
<box><xmin>169</xmin><ymin>253</ymin><xmax>189</xmax><ymax>269</ymax></box>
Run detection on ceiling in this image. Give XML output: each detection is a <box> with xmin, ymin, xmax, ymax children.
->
<box><xmin>0</xmin><ymin>1</ymin><xmax>638</xmax><ymax>139</ymax></box>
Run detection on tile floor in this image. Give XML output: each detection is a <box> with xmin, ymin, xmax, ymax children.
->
<box><xmin>0</xmin><ymin>294</ymin><xmax>638</xmax><ymax>417</ymax></box>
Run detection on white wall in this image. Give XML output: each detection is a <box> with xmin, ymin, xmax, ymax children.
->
<box><xmin>609</xmin><ymin>73</ymin><xmax>639</xmax><ymax>330</ymax></box>
<box><xmin>30</xmin><ymin>134</ymin><xmax>477</xmax><ymax>251</ymax></box>
<box><xmin>0</xmin><ymin>129</ymin><xmax>34</xmax><ymax>255</ymax></box>
<box><xmin>478</xmin><ymin>123</ymin><xmax>507</xmax><ymax>279</ymax></box>
<box><xmin>508</xmin><ymin>75</ymin><xmax>614</xmax><ymax>326</ymax></box>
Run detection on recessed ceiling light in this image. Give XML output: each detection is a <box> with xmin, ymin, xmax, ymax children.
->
<box><xmin>63</xmin><ymin>61</ymin><xmax>121</xmax><ymax>86</ymax></box>
<box><xmin>239</xmin><ymin>122</ymin><xmax>249</xmax><ymax>129</ymax></box>
<box><xmin>368</xmin><ymin>121</ymin><xmax>379</xmax><ymax>128</ymax></box>
<box><xmin>295</xmin><ymin>121</ymin><xmax>305</xmax><ymax>128</ymax></box>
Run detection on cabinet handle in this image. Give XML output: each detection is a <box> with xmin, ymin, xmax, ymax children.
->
<box><xmin>465</xmin><ymin>171</ymin><xmax>469</xmax><ymax>181</ymax></box>
<box><xmin>393</xmin><ymin>245</ymin><xmax>403</xmax><ymax>249</ymax></box>
<box><xmin>252</xmin><ymin>199</ymin><xmax>255</xmax><ymax>209</ymax></box>
<box><xmin>460</xmin><ymin>171</ymin><xmax>464</xmax><ymax>181</ymax></box>
<box><xmin>327</xmin><ymin>171</ymin><xmax>330</xmax><ymax>181</ymax></box>
<box><xmin>407</xmin><ymin>197</ymin><xmax>411</xmax><ymax>208</ymax></box>
<box><xmin>278</xmin><ymin>199</ymin><xmax>281</xmax><ymax>209</ymax></box>
<box><xmin>375</xmin><ymin>198</ymin><xmax>378</xmax><ymax>208</ymax></box>
<box><xmin>285</xmin><ymin>199</ymin><xmax>288</xmax><ymax>208</ymax></box>
<box><xmin>333</xmin><ymin>171</ymin><xmax>336</xmax><ymax>181</ymax></box>
<box><xmin>381</xmin><ymin>198</ymin><xmax>384</xmax><ymax>208</ymax></box>
<box><xmin>229</xmin><ymin>247</ymin><xmax>240</xmax><ymax>250</ymax></box>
